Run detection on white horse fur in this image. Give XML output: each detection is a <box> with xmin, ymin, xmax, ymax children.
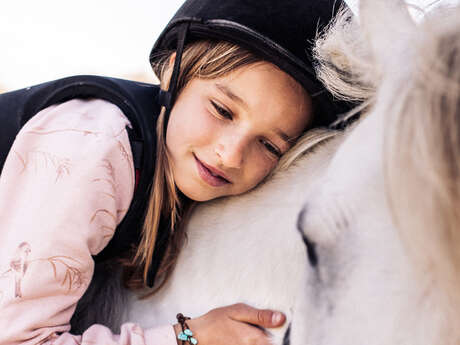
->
<box><xmin>120</xmin><ymin>1</ymin><xmax>460</xmax><ymax>344</ymax></box>
<box><xmin>125</xmin><ymin>129</ymin><xmax>338</xmax><ymax>344</ymax></box>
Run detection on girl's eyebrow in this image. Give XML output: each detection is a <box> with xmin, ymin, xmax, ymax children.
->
<box><xmin>214</xmin><ymin>83</ymin><xmax>248</xmax><ymax>110</ymax></box>
<box><xmin>273</xmin><ymin>128</ymin><xmax>291</xmax><ymax>145</ymax></box>
<box><xmin>272</xmin><ymin>128</ymin><xmax>298</xmax><ymax>149</ymax></box>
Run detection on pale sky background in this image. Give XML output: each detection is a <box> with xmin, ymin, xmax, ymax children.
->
<box><xmin>0</xmin><ymin>0</ymin><xmax>457</xmax><ymax>91</ymax></box>
<box><xmin>0</xmin><ymin>1</ymin><xmax>184</xmax><ymax>91</ymax></box>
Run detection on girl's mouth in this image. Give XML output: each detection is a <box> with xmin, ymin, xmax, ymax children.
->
<box><xmin>194</xmin><ymin>155</ymin><xmax>231</xmax><ymax>187</ymax></box>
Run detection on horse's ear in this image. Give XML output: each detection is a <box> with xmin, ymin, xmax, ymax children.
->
<box><xmin>359</xmin><ymin>0</ymin><xmax>416</xmax><ymax>70</ymax></box>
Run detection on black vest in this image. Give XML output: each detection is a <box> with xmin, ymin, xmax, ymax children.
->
<box><xmin>0</xmin><ymin>75</ymin><xmax>166</xmax><ymax>286</ymax></box>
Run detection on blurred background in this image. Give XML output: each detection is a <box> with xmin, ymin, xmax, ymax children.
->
<box><xmin>0</xmin><ymin>0</ymin><xmax>183</xmax><ymax>92</ymax></box>
<box><xmin>0</xmin><ymin>0</ymin><xmax>458</xmax><ymax>93</ymax></box>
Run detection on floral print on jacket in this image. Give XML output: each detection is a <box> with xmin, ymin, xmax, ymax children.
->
<box><xmin>0</xmin><ymin>99</ymin><xmax>176</xmax><ymax>345</ymax></box>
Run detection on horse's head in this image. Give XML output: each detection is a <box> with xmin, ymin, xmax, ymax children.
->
<box><xmin>292</xmin><ymin>0</ymin><xmax>460</xmax><ymax>343</ymax></box>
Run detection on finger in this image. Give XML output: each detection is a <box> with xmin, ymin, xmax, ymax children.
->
<box><xmin>228</xmin><ymin>303</ymin><xmax>286</xmax><ymax>328</ymax></box>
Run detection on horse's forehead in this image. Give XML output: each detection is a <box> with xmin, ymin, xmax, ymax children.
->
<box><xmin>328</xmin><ymin>112</ymin><xmax>385</xmax><ymax>189</ymax></box>
<box><xmin>300</xmin><ymin>112</ymin><xmax>387</xmax><ymax>247</ymax></box>
<box><xmin>293</xmin><ymin>116</ymin><xmax>423</xmax><ymax>345</ymax></box>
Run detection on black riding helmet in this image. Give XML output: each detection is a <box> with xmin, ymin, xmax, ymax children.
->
<box><xmin>150</xmin><ymin>0</ymin><xmax>353</xmax><ymax>129</ymax></box>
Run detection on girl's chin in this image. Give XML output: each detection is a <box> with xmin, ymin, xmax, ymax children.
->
<box><xmin>175</xmin><ymin>181</ymin><xmax>224</xmax><ymax>202</ymax></box>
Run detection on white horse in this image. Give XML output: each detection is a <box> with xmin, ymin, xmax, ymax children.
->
<box><xmin>119</xmin><ymin>1</ymin><xmax>460</xmax><ymax>344</ymax></box>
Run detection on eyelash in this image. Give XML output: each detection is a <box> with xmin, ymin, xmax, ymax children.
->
<box><xmin>210</xmin><ymin>100</ymin><xmax>282</xmax><ymax>158</ymax></box>
<box><xmin>261</xmin><ymin>139</ymin><xmax>282</xmax><ymax>157</ymax></box>
<box><xmin>211</xmin><ymin>100</ymin><xmax>233</xmax><ymax>120</ymax></box>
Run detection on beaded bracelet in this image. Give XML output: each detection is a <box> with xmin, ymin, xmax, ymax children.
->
<box><xmin>176</xmin><ymin>313</ymin><xmax>198</xmax><ymax>345</ymax></box>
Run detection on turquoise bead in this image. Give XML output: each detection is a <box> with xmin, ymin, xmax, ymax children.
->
<box><xmin>190</xmin><ymin>337</ymin><xmax>198</xmax><ymax>345</ymax></box>
<box><xmin>184</xmin><ymin>329</ymin><xmax>193</xmax><ymax>336</ymax></box>
<box><xmin>178</xmin><ymin>333</ymin><xmax>188</xmax><ymax>341</ymax></box>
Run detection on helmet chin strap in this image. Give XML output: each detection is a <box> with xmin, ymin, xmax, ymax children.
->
<box><xmin>147</xmin><ymin>24</ymin><xmax>190</xmax><ymax>288</ymax></box>
<box><xmin>158</xmin><ymin>22</ymin><xmax>190</xmax><ymax>136</ymax></box>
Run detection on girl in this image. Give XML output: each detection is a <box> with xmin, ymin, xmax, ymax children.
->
<box><xmin>0</xmin><ymin>0</ymin><xmax>352</xmax><ymax>344</ymax></box>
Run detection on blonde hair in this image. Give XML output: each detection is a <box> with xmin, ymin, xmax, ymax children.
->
<box><xmin>126</xmin><ymin>40</ymin><xmax>262</xmax><ymax>290</ymax></box>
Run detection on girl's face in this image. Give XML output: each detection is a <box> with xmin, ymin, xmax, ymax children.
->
<box><xmin>166</xmin><ymin>62</ymin><xmax>312</xmax><ymax>202</ymax></box>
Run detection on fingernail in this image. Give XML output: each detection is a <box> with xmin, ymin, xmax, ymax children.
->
<box><xmin>272</xmin><ymin>312</ymin><xmax>283</xmax><ymax>324</ymax></box>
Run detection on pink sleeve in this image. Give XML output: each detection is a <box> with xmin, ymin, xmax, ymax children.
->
<box><xmin>0</xmin><ymin>99</ymin><xmax>177</xmax><ymax>345</ymax></box>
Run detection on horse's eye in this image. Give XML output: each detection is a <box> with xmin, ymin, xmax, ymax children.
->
<box><xmin>297</xmin><ymin>207</ymin><xmax>318</xmax><ymax>268</ymax></box>
<box><xmin>301</xmin><ymin>233</ymin><xmax>318</xmax><ymax>267</ymax></box>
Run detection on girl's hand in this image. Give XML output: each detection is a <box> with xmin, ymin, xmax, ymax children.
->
<box><xmin>173</xmin><ymin>303</ymin><xmax>286</xmax><ymax>345</ymax></box>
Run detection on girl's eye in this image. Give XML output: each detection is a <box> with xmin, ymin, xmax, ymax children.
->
<box><xmin>211</xmin><ymin>101</ymin><xmax>233</xmax><ymax>120</ymax></box>
<box><xmin>261</xmin><ymin>139</ymin><xmax>282</xmax><ymax>158</ymax></box>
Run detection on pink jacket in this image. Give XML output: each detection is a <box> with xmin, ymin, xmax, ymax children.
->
<box><xmin>0</xmin><ymin>99</ymin><xmax>177</xmax><ymax>345</ymax></box>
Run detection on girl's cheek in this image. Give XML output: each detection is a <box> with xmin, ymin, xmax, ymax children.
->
<box><xmin>167</xmin><ymin>115</ymin><xmax>190</xmax><ymax>146</ymax></box>
<box><xmin>172</xmin><ymin>101</ymin><xmax>215</xmax><ymax>143</ymax></box>
<box><xmin>192</xmin><ymin>106</ymin><xmax>223</xmax><ymax>139</ymax></box>
<box><xmin>248</xmin><ymin>148</ymin><xmax>277</xmax><ymax>181</ymax></box>
<box><xmin>255</xmin><ymin>144</ymin><xmax>279</xmax><ymax>170</ymax></box>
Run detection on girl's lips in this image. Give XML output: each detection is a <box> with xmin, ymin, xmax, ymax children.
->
<box><xmin>194</xmin><ymin>156</ymin><xmax>231</xmax><ymax>187</ymax></box>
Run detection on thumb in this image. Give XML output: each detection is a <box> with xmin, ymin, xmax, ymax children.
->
<box><xmin>228</xmin><ymin>303</ymin><xmax>286</xmax><ymax>328</ymax></box>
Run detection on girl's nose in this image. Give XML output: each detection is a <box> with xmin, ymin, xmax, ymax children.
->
<box><xmin>215</xmin><ymin>138</ymin><xmax>245</xmax><ymax>169</ymax></box>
